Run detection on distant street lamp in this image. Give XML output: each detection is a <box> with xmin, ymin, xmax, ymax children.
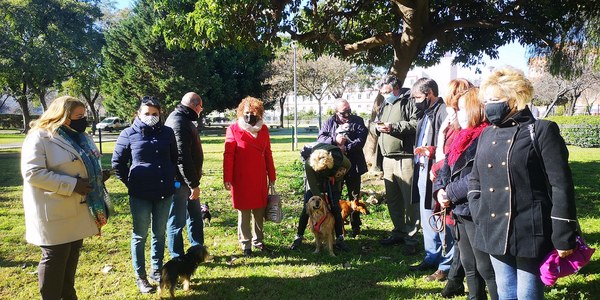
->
<box><xmin>292</xmin><ymin>41</ymin><xmax>298</xmax><ymax>151</ymax></box>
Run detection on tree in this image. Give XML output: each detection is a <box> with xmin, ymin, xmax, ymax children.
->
<box><xmin>262</xmin><ymin>49</ymin><xmax>293</xmax><ymax>128</ymax></box>
<box><xmin>0</xmin><ymin>0</ymin><xmax>103</xmax><ymax>132</ymax></box>
<box><xmin>101</xmin><ymin>0</ymin><xmax>269</xmax><ymax>121</ymax></box>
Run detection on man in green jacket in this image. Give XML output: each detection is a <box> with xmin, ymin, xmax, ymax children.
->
<box><xmin>290</xmin><ymin>143</ymin><xmax>351</xmax><ymax>252</ymax></box>
<box><xmin>374</xmin><ymin>75</ymin><xmax>420</xmax><ymax>255</ymax></box>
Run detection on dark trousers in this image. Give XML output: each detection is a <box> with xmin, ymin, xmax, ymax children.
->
<box><xmin>296</xmin><ymin>188</ymin><xmax>343</xmax><ymax>238</ymax></box>
<box><xmin>456</xmin><ymin>215</ymin><xmax>498</xmax><ymax>300</ymax></box>
<box><xmin>341</xmin><ymin>173</ymin><xmax>361</xmax><ymax>200</ymax></box>
<box><xmin>38</xmin><ymin>239</ymin><xmax>83</xmax><ymax>300</ymax></box>
<box><xmin>446</xmin><ymin>234</ymin><xmax>465</xmax><ymax>284</ymax></box>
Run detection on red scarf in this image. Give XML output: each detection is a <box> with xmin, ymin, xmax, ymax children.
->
<box><xmin>447</xmin><ymin>122</ymin><xmax>488</xmax><ymax>167</ymax></box>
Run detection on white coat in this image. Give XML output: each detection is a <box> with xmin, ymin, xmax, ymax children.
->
<box><xmin>21</xmin><ymin>128</ymin><xmax>99</xmax><ymax>246</ymax></box>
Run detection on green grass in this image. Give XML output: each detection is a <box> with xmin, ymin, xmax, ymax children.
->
<box><xmin>1</xmin><ymin>132</ymin><xmax>599</xmax><ymax>299</ymax></box>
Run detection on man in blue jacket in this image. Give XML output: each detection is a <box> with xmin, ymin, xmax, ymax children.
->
<box><xmin>164</xmin><ymin>92</ymin><xmax>205</xmax><ymax>259</ymax></box>
<box><xmin>317</xmin><ymin>98</ymin><xmax>368</xmax><ymax>236</ymax></box>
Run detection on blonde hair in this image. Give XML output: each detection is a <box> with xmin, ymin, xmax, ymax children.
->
<box><xmin>30</xmin><ymin>96</ymin><xmax>85</xmax><ymax>134</ymax></box>
<box><xmin>459</xmin><ymin>88</ymin><xmax>486</xmax><ymax>128</ymax></box>
<box><xmin>236</xmin><ymin>96</ymin><xmax>265</xmax><ymax>119</ymax></box>
<box><xmin>480</xmin><ymin>66</ymin><xmax>533</xmax><ymax>110</ymax></box>
<box><xmin>445</xmin><ymin>78</ymin><xmax>474</xmax><ymax>110</ymax></box>
<box><xmin>309</xmin><ymin>149</ymin><xmax>334</xmax><ymax>172</ymax></box>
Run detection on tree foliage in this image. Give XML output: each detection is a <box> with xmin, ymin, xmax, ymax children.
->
<box><xmin>101</xmin><ymin>0</ymin><xmax>270</xmax><ymax>121</ymax></box>
<box><xmin>0</xmin><ymin>0</ymin><xmax>103</xmax><ymax>132</ymax></box>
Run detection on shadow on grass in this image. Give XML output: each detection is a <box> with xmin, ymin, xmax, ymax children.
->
<box><xmin>570</xmin><ymin>161</ymin><xmax>600</xmax><ymax>219</ymax></box>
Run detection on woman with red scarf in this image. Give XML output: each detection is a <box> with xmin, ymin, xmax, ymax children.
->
<box><xmin>433</xmin><ymin>88</ymin><xmax>497</xmax><ymax>300</ymax></box>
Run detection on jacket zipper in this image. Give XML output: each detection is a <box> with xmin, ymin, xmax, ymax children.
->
<box><xmin>503</xmin><ymin>127</ymin><xmax>518</xmax><ymax>254</ymax></box>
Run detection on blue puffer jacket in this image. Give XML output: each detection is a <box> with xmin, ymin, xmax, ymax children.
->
<box><xmin>112</xmin><ymin>117</ymin><xmax>178</xmax><ymax>201</ymax></box>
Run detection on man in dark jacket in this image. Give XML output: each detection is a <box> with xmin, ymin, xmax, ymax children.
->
<box><xmin>375</xmin><ymin>75</ymin><xmax>420</xmax><ymax>256</ymax></box>
<box><xmin>164</xmin><ymin>92</ymin><xmax>205</xmax><ymax>259</ymax></box>
<box><xmin>317</xmin><ymin>98</ymin><xmax>368</xmax><ymax>236</ymax></box>
<box><xmin>409</xmin><ymin>78</ymin><xmax>455</xmax><ymax>282</ymax></box>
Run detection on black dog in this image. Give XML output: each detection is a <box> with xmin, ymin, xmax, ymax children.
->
<box><xmin>200</xmin><ymin>203</ymin><xmax>211</xmax><ymax>226</ymax></box>
<box><xmin>159</xmin><ymin>245</ymin><xmax>210</xmax><ymax>299</ymax></box>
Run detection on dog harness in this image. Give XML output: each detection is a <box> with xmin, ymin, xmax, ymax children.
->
<box><xmin>313</xmin><ymin>179</ymin><xmax>335</xmax><ymax>234</ymax></box>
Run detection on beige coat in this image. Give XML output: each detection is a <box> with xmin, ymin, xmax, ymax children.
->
<box><xmin>21</xmin><ymin>129</ymin><xmax>99</xmax><ymax>246</ymax></box>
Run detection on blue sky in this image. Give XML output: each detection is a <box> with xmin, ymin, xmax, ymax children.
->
<box><xmin>112</xmin><ymin>0</ymin><xmax>529</xmax><ymax>72</ymax></box>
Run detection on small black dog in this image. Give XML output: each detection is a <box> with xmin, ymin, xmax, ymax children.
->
<box><xmin>159</xmin><ymin>245</ymin><xmax>209</xmax><ymax>299</ymax></box>
<box><xmin>200</xmin><ymin>203</ymin><xmax>212</xmax><ymax>226</ymax></box>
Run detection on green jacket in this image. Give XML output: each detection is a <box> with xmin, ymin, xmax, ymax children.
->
<box><xmin>304</xmin><ymin>143</ymin><xmax>351</xmax><ymax>197</ymax></box>
<box><xmin>375</xmin><ymin>95</ymin><xmax>418</xmax><ymax>161</ymax></box>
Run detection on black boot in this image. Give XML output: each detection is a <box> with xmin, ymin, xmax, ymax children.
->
<box><xmin>441</xmin><ymin>279</ymin><xmax>465</xmax><ymax>298</ymax></box>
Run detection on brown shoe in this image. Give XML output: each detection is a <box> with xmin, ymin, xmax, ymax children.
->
<box><xmin>424</xmin><ymin>270</ymin><xmax>447</xmax><ymax>282</ymax></box>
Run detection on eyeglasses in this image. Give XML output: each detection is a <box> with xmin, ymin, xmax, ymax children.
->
<box><xmin>141</xmin><ymin>96</ymin><xmax>160</xmax><ymax>107</ymax></box>
<box><xmin>336</xmin><ymin>109</ymin><xmax>351</xmax><ymax>117</ymax></box>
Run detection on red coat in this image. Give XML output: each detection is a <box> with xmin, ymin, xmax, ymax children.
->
<box><xmin>223</xmin><ymin>122</ymin><xmax>276</xmax><ymax>210</ymax></box>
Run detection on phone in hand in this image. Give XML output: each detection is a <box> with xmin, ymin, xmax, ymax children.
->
<box><xmin>376</xmin><ymin>122</ymin><xmax>385</xmax><ymax>126</ymax></box>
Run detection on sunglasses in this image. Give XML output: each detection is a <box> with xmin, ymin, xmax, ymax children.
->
<box><xmin>336</xmin><ymin>109</ymin><xmax>351</xmax><ymax>117</ymax></box>
<box><xmin>141</xmin><ymin>96</ymin><xmax>160</xmax><ymax>107</ymax></box>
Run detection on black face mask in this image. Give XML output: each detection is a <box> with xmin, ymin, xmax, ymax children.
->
<box><xmin>69</xmin><ymin>117</ymin><xmax>88</xmax><ymax>133</ymax></box>
<box><xmin>244</xmin><ymin>114</ymin><xmax>258</xmax><ymax>126</ymax></box>
<box><xmin>485</xmin><ymin>102</ymin><xmax>512</xmax><ymax>125</ymax></box>
<box><xmin>415</xmin><ymin>99</ymin><xmax>429</xmax><ymax>111</ymax></box>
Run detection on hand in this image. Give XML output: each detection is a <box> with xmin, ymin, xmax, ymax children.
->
<box><xmin>429</xmin><ymin>169</ymin><xmax>436</xmax><ymax>181</ymax></box>
<box><xmin>414</xmin><ymin>146</ymin><xmax>431</xmax><ymax>157</ymax></box>
<box><xmin>101</xmin><ymin>170</ymin><xmax>111</xmax><ymax>182</ymax></box>
<box><xmin>437</xmin><ymin>189</ymin><xmax>450</xmax><ymax>208</ymax></box>
<box><xmin>557</xmin><ymin>249</ymin><xmax>575</xmax><ymax>258</ymax></box>
<box><xmin>268</xmin><ymin>181</ymin><xmax>275</xmax><ymax>187</ymax></box>
<box><xmin>224</xmin><ymin>182</ymin><xmax>231</xmax><ymax>190</ymax></box>
<box><xmin>335</xmin><ymin>134</ymin><xmax>347</xmax><ymax>145</ymax></box>
<box><xmin>376</xmin><ymin>122</ymin><xmax>391</xmax><ymax>133</ymax></box>
<box><xmin>189</xmin><ymin>186</ymin><xmax>200</xmax><ymax>200</ymax></box>
<box><xmin>74</xmin><ymin>178</ymin><xmax>92</xmax><ymax>195</ymax></box>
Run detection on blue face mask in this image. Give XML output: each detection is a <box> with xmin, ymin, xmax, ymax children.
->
<box><xmin>384</xmin><ymin>93</ymin><xmax>399</xmax><ymax>104</ymax></box>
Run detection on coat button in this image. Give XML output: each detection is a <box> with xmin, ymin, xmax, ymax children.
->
<box><xmin>161</xmin><ymin>180</ymin><xmax>164</xmax><ymax>183</ymax></box>
<box><xmin>156</xmin><ymin>150</ymin><xmax>159</xmax><ymax>153</ymax></box>
<box><xmin>507</xmin><ymin>139</ymin><xmax>511</xmax><ymax>143</ymax></box>
<box><xmin>489</xmin><ymin>188</ymin><xmax>495</xmax><ymax>192</ymax></box>
<box><xmin>505</xmin><ymin>187</ymin><xmax>509</xmax><ymax>191</ymax></box>
<box><xmin>158</xmin><ymin>165</ymin><xmax>161</xmax><ymax>168</ymax></box>
<box><xmin>491</xmin><ymin>213</ymin><xmax>496</xmax><ymax>217</ymax></box>
<box><xmin>512</xmin><ymin>122</ymin><xmax>516</xmax><ymax>126</ymax></box>
<box><xmin>492</xmin><ymin>141</ymin><xmax>496</xmax><ymax>145</ymax></box>
<box><xmin>162</xmin><ymin>196</ymin><xmax>165</xmax><ymax>199</ymax></box>
<box><xmin>501</xmin><ymin>162</ymin><xmax>506</xmax><ymax>166</ymax></box>
<box><xmin>488</xmin><ymin>164</ymin><xmax>493</xmax><ymax>168</ymax></box>
<box><xmin>505</xmin><ymin>212</ymin><xmax>509</xmax><ymax>216</ymax></box>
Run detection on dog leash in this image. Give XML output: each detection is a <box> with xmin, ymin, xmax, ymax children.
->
<box><xmin>429</xmin><ymin>207</ymin><xmax>448</xmax><ymax>256</ymax></box>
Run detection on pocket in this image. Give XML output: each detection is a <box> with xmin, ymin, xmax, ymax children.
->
<box><xmin>532</xmin><ymin>200</ymin><xmax>544</xmax><ymax>236</ymax></box>
<box><xmin>43</xmin><ymin>191</ymin><xmax>80</xmax><ymax>221</ymax></box>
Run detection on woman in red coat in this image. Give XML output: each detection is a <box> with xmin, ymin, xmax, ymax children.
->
<box><xmin>224</xmin><ymin>96</ymin><xmax>276</xmax><ymax>257</ymax></box>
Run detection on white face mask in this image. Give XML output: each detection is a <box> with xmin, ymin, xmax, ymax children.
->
<box><xmin>140</xmin><ymin>115</ymin><xmax>159</xmax><ymax>127</ymax></box>
<box><xmin>457</xmin><ymin>110</ymin><xmax>469</xmax><ymax>129</ymax></box>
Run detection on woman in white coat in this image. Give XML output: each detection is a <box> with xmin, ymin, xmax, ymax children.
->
<box><xmin>21</xmin><ymin>96</ymin><xmax>110</xmax><ymax>300</ymax></box>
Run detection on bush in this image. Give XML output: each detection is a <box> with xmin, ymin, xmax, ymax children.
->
<box><xmin>545</xmin><ymin>116</ymin><xmax>600</xmax><ymax>148</ymax></box>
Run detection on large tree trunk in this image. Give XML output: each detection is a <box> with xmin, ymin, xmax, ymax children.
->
<box><xmin>18</xmin><ymin>95</ymin><xmax>31</xmax><ymax>133</ymax></box>
<box><xmin>278</xmin><ymin>96</ymin><xmax>285</xmax><ymax>128</ymax></box>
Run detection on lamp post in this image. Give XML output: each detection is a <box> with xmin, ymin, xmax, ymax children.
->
<box><xmin>292</xmin><ymin>41</ymin><xmax>298</xmax><ymax>151</ymax></box>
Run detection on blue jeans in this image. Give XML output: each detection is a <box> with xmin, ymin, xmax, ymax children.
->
<box><xmin>489</xmin><ymin>254</ymin><xmax>544</xmax><ymax>300</ymax></box>
<box><xmin>167</xmin><ymin>185</ymin><xmax>204</xmax><ymax>258</ymax></box>
<box><xmin>417</xmin><ymin>164</ymin><xmax>454</xmax><ymax>272</ymax></box>
<box><xmin>129</xmin><ymin>196</ymin><xmax>172</xmax><ymax>278</ymax></box>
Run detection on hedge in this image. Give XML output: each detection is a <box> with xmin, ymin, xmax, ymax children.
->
<box><xmin>545</xmin><ymin>116</ymin><xmax>600</xmax><ymax>148</ymax></box>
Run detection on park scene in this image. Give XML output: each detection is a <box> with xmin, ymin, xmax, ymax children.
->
<box><xmin>1</xmin><ymin>0</ymin><xmax>600</xmax><ymax>299</ymax></box>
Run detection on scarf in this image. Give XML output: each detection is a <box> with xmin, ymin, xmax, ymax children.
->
<box><xmin>57</xmin><ymin>126</ymin><xmax>108</xmax><ymax>229</ymax></box>
<box><xmin>446</xmin><ymin>122</ymin><xmax>488</xmax><ymax>167</ymax></box>
<box><xmin>237</xmin><ymin>118</ymin><xmax>264</xmax><ymax>138</ymax></box>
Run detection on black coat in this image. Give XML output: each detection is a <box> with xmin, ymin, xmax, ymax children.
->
<box><xmin>412</xmin><ymin>97</ymin><xmax>447</xmax><ymax>207</ymax></box>
<box><xmin>468</xmin><ymin>107</ymin><xmax>577</xmax><ymax>258</ymax></box>
<box><xmin>317</xmin><ymin>114</ymin><xmax>368</xmax><ymax>177</ymax></box>
<box><xmin>432</xmin><ymin>135</ymin><xmax>480</xmax><ymax>217</ymax></box>
<box><xmin>112</xmin><ymin>118</ymin><xmax>178</xmax><ymax>201</ymax></box>
<box><xmin>164</xmin><ymin>104</ymin><xmax>204</xmax><ymax>189</ymax></box>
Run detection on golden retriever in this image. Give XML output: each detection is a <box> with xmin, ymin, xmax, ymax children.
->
<box><xmin>306</xmin><ymin>195</ymin><xmax>336</xmax><ymax>256</ymax></box>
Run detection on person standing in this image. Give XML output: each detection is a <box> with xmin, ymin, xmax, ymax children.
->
<box><xmin>374</xmin><ymin>75</ymin><xmax>420</xmax><ymax>255</ymax></box>
<box><xmin>223</xmin><ymin>97</ymin><xmax>276</xmax><ymax>256</ymax></box>
<box><xmin>21</xmin><ymin>96</ymin><xmax>109</xmax><ymax>300</ymax></box>
<box><xmin>317</xmin><ymin>98</ymin><xmax>368</xmax><ymax>235</ymax></box>
<box><xmin>409</xmin><ymin>78</ymin><xmax>455</xmax><ymax>283</ymax></box>
<box><xmin>433</xmin><ymin>88</ymin><xmax>497</xmax><ymax>300</ymax></box>
<box><xmin>112</xmin><ymin>97</ymin><xmax>178</xmax><ymax>293</ymax></box>
<box><xmin>469</xmin><ymin>66</ymin><xmax>577</xmax><ymax>300</ymax></box>
<box><xmin>164</xmin><ymin>92</ymin><xmax>205</xmax><ymax>259</ymax></box>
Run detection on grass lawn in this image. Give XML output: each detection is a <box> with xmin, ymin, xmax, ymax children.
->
<box><xmin>0</xmin><ymin>131</ymin><xmax>599</xmax><ymax>299</ymax></box>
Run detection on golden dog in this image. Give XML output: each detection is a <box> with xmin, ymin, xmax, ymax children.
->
<box><xmin>306</xmin><ymin>195</ymin><xmax>336</xmax><ymax>256</ymax></box>
<box><xmin>339</xmin><ymin>199</ymin><xmax>370</xmax><ymax>235</ymax></box>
